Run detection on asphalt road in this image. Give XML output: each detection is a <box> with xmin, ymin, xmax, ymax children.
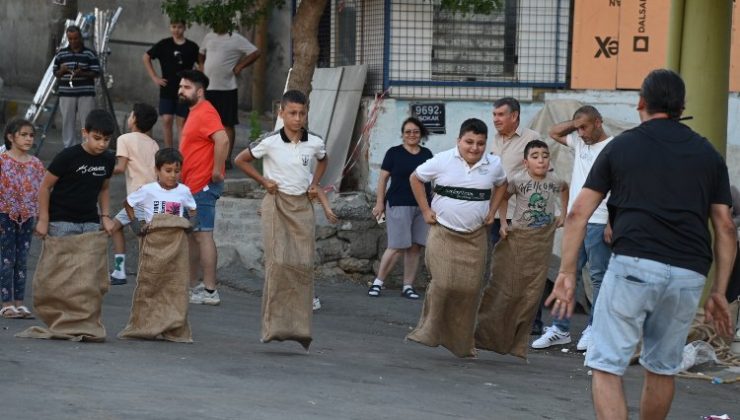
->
<box><xmin>1</xmin><ymin>98</ymin><xmax>738</xmax><ymax>419</ymax></box>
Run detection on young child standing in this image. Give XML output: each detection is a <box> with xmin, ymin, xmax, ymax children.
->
<box><xmin>0</xmin><ymin>119</ymin><xmax>46</xmax><ymax>319</ymax></box>
<box><xmin>110</xmin><ymin>103</ymin><xmax>160</xmax><ymax>285</ymax></box>
<box><xmin>35</xmin><ymin>109</ymin><xmax>116</xmax><ymax>238</ymax></box>
<box><xmin>475</xmin><ymin>139</ymin><xmax>569</xmax><ymax>358</ymax></box>
<box><xmin>123</xmin><ymin>148</ymin><xmax>197</xmax><ymax>231</ymax></box>
<box><xmin>234</xmin><ymin>89</ymin><xmax>327</xmax><ymax>350</ymax></box>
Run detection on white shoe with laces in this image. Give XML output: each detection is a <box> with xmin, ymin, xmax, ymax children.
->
<box><xmin>531</xmin><ymin>326</ymin><xmax>571</xmax><ymax>349</ymax></box>
<box><xmin>576</xmin><ymin>325</ymin><xmax>592</xmax><ymax>351</ymax></box>
<box><xmin>313</xmin><ymin>297</ymin><xmax>321</xmax><ymax>311</ymax></box>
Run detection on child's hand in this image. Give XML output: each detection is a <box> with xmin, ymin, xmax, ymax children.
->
<box><xmin>325</xmin><ymin>209</ymin><xmax>339</xmax><ymax>224</ymax></box>
<box><xmin>264</xmin><ymin>179</ymin><xmax>278</xmax><ymax>194</ymax></box>
<box><xmin>556</xmin><ymin>214</ymin><xmax>565</xmax><ymax>228</ymax></box>
<box><xmin>422</xmin><ymin>208</ymin><xmax>437</xmax><ymax>225</ymax></box>
<box><xmin>101</xmin><ymin>216</ymin><xmax>116</xmax><ymax>236</ymax></box>
<box><xmin>484</xmin><ymin>210</ymin><xmax>496</xmax><ymax>226</ymax></box>
<box><xmin>307</xmin><ymin>184</ymin><xmax>319</xmax><ymax>200</ymax></box>
<box><xmin>499</xmin><ymin>224</ymin><xmax>509</xmax><ymax>240</ymax></box>
<box><xmin>34</xmin><ymin>220</ymin><xmax>49</xmax><ymax>239</ymax></box>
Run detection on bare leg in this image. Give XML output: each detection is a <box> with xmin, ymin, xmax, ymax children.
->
<box><xmin>161</xmin><ymin>114</ymin><xmax>174</xmax><ymax>148</ymax></box>
<box><xmin>174</xmin><ymin>115</ymin><xmax>186</xmax><ymax>147</ymax></box>
<box><xmin>188</xmin><ymin>234</ymin><xmax>201</xmax><ymax>287</ymax></box>
<box><xmin>402</xmin><ymin>244</ymin><xmax>422</xmax><ymax>286</ymax></box>
<box><xmin>225</xmin><ymin>126</ymin><xmax>235</xmax><ymax>163</ymax></box>
<box><xmin>592</xmin><ymin>369</ymin><xmax>628</xmax><ymax>420</ymax></box>
<box><xmin>192</xmin><ymin>231</ymin><xmax>218</xmax><ymax>290</ymax></box>
<box><xmin>376</xmin><ymin>248</ymin><xmax>403</xmax><ymax>281</ymax></box>
<box><xmin>640</xmin><ymin>371</ymin><xmax>674</xmax><ymax>420</ymax></box>
<box><xmin>111</xmin><ymin>220</ymin><xmax>125</xmax><ymax>254</ymax></box>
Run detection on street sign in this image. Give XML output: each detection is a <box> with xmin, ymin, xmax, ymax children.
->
<box><xmin>410</xmin><ymin>102</ymin><xmax>446</xmax><ymax>134</ymax></box>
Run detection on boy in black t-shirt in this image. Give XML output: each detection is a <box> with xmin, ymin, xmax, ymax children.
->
<box><xmin>35</xmin><ymin>110</ymin><xmax>117</xmax><ymax>238</ymax></box>
<box><xmin>143</xmin><ymin>20</ymin><xmax>199</xmax><ymax>148</ymax></box>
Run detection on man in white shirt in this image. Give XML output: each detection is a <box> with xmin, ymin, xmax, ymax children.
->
<box><xmin>405</xmin><ymin>118</ymin><xmax>508</xmax><ymax>358</ymax></box>
<box><xmin>199</xmin><ymin>27</ymin><xmax>260</xmax><ymax>168</ymax></box>
<box><xmin>532</xmin><ymin>105</ymin><xmax>613</xmax><ymax>351</ymax></box>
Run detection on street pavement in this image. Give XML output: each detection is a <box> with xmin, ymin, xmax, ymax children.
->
<box><xmin>1</xmin><ymin>96</ymin><xmax>738</xmax><ymax>419</ymax></box>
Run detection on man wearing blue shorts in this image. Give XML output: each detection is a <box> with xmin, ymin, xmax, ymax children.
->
<box><xmin>548</xmin><ymin>69</ymin><xmax>736</xmax><ymax>419</ymax></box>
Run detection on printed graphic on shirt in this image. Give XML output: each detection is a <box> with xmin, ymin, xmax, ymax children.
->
<box><xmin>514</xmin><ymin>180</ymin><xmax>563</xmax><ymax>228</ymax></box>
<box><xmin>154</xmin><ymin>200</ymin><xmax>182</xmax><ymax>216</ymax></box>
<box><xmin>75</xmin><ymin>164</ymin><xmax>108</xmax><ymax>176</ymax></box>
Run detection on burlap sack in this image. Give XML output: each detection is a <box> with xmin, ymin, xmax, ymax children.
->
<box><xmin>16</xmin><ymin>231</ymin><xmax>109</xmax><ymax>342</ymax></box>
<box><xmin>406</xmin><ymin>224</ymin><xmax>487</xmax><ymax>358</ymax></box>
<box><xmin>260</xmin><ymin>192</ymin><xmax>315</xmax><ymax>350</ymax></box>
<box><xmin>475</xmin><ymin>223</ymin><xmax>557</xmax><ymax>358</ymax></box>
<box><xmin>118</xmin><ymin>214</ymin><xmax>193</xmax><ymax>342</ymax></box>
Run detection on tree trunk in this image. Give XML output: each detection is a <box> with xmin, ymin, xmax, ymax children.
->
<box><xmin>251</xmin><ymin>1</ymin><xmax>270</xmax><ymax>113</ymax></box>
<box><xmin>288</xmin><ymin>0</ymin><xmax>328</xmax><ymax>96</ymax></box>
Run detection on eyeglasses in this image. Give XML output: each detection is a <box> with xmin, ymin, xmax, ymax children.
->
<box><xmin>403</xmin><ymin>130</ymin><xmax>421</xmax><ymax>135</ymax></box>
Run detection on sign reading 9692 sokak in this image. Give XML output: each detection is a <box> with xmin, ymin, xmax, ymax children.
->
<box><xmin>410</xmin><ymin>103</ymin><xmax>446</xmax><ymax>134</ymax></box>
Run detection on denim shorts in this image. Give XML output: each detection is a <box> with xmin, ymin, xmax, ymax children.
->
<box><xmin>585</xmin><ymin>254</ymin><xmax>705</xmax><ymax>376</ymax></box>
<box><xmin>192</xmin><ymin>181</ymin><xmax>223</xmax><ymax>232</ymax></box>
<box><xmin>48</xmin><ymin>221</ymin><xmax>100</xmax><ymax>237</ymax></box>
<box><xmin>114</xmin><ymin>207</ymin><xmax>145</xmax><ymax>226</ymax></box>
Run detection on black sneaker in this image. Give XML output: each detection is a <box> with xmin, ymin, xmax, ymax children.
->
<box><xmin>110</xmin><ymin>275</ymin><xmax>127</xmax><ymax>285</ymax></box>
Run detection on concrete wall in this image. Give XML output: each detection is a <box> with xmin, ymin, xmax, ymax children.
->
<box><xmin>364</xmin><ymin>90</ymin><xmax>740</xmax><ymax>193</ymax></box>
<box><xmin>0</xmin><ymin>1</ymin><xmax>292</xmax><ymax>112</ymax></box>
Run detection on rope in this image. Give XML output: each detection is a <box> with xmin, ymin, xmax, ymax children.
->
<box><xmin>676</xmin><ymin>320</ymin><xmax>740</xmax><ymax>383</ymax></box>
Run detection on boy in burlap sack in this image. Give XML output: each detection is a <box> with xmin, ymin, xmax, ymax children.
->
<box><xmin>18</xmin><ymin>110</ymin><xmax>117</xmax><ymax>342</ymax></box>
<box><xmin>475</xmin><ymin>140</ymin><xmax>568</xmax><ymax>358</ymax></box>
<box><xmin>405</xmin><ymin>118</ymin><xmax>507</xmax><ymax>358</ymax></box>
<box><xmin>234</xmin><ymin>90</ymin><xmax>327</xmax><ymax>350</ymax></box>
<box><xmin>118</xmin><ymin>148</ymin><xmax>197</xmax><ymax>342</ymax></box>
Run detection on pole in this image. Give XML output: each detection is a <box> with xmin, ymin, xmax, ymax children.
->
<box><xmin>666</xmin><ymin>0</ymin><xmax>685</xmax><ymax>72</ymax></box>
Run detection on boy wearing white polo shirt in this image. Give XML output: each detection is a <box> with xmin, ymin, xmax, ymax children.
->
<box><xmin>405</xmin><ymin>118</ymin><xmax>507</xmax><ymax>358</ymax></box>
<box><xmin>234</xmin><ymin>90</ymin><xmax>327</xmax><ymax>350</ymax></box>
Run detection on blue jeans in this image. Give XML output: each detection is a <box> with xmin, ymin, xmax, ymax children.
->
<box><xmin>585</xmin><ymin>254</ymin><xmax>704</xmax><ymax>375</ymax></box>
<box><xmin>554</xmin><ymin>223</ymin><xmax>611</xmax><ymax>331</ymax></box>
<box><xmin>0</xmin><ymin>214</ymin><xmax>34</xmax><ymax>303</ymax></box>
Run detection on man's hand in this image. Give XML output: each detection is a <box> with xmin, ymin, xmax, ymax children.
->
<box><xmin>101</xmin><ymin>216</ymin><xmax>115</xmax><ymax>236</ymax></box>
<box><xmin>263</xmin><ymin>179</ymin><xmax>278</xmax><ymax>194</ymax></box>
<box><xmin>211</xmin><ymin>170</ymin><xmax>224</xmax><ymax>183</ymax></box>
<box><xmin>422</xmin><ymin>208</ymin><xmax>437</xmax><ymax>225</ymax></box>
<box><xmin>545</xmin><ymin>272</ymin><xmax>577</xmax><ymax>320</ymax></box>
<box><xmin>152</xmin><ymin>76</ymin><xmax>167</xmax><ymax>87</ymax></box>
<box><xmin>308</xmin><ymin>184</ymin><xmax>319</xmax><ymax>201</ymax></box>
<box><xmin>232</xmin><ymin>66</ymin><xmax>242</xmax><ymax>76</ymax></box>
<box><xmin>34</xmin><ymin>219</ymin><xmax>49</xmax><ymax>239</ymax></box>
<box><xmin>704</xmin><ymin>292</ymin><xmax>733</xmax><ymax>337</ymax></box>
<box><xmin>604</xmin><ymin>223</ymin><xmax>613</xmax><ymax>244</ymax></box>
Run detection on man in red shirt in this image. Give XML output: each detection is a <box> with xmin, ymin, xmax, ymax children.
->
<box><xmin>177</xmin><ymin>70</ymin><xmax>229</xmax><ymax>305</ymax></box>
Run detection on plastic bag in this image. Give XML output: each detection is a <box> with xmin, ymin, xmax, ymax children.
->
<box><xmin>680</xmin><ymin>340</ymin><xmax>719</xmax><ymax>371</ymax></box>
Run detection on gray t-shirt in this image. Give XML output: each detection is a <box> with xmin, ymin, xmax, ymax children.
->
<box><xmin>200</xmin><ymin>32</ymin><xmax>257</xmax><ymax>91</ymax></box>
<box><xmin>508</xmin><ymin>170</ymin><xmax>565</xmax><ymax>229</ymax></box>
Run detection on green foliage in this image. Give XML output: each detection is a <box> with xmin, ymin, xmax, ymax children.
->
<box><xmin>161</xmin><ymin>0</ymin><xmax>285</xmax><ymax>32</ymax></box>
<box><xmin>439</xmin><ymin>0</ymin><xmax>502</xmax><ymax>15</ymax></box>
<box><xmin>249</xmin><ymin>110</ymin><xmax>262</xmax><ymax>141</ymax></box>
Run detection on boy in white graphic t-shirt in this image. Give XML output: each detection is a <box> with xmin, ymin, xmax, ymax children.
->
<box><xmin>123</xmin><ymin>148</ymin><xmax>197</xmax><ymax>236</ymax></box>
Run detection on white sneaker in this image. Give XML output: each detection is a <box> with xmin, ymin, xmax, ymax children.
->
<box><xmin>576</xmin><ymin>325</ymin><xmax>592</xmax><ymax>351</ymax></box>
<box><xmin>190</xmin><ymin>289</ymin><xmax>220</xmax><ymax>305</ymax></box>
<box><xmin>312</xmin><ymin>297</ymin><xmax>321</xmax><ymax>311</ymax></box>
<box><xmin>531</xmin><ymin>326</ymin><xmax>571</xmax><ymax>349</ymax></box>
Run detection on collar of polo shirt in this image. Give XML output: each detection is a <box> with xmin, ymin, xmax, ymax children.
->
<box><xmin>280</xmin><ymin>127</ymin><xmax>309</xmax><ymax>143</ymax></box>
<box><xmin>453</xmin><ymin>146</ymin><xmax>491</xmax><ymax>170</ymax></box>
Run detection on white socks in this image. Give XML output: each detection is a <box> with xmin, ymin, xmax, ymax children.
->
<box><xmin>372</xmin><ymin>278</ymin><xmax>383</xmax><ymax>287</ymax></box>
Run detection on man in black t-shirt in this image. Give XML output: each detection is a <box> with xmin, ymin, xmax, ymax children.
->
<box><xmin>547</xmin><ymin>69</ymin><xmax>736</xmax><ymax>419</ymax></box>
<box><xmin>143</xmin><ymin>21</ymin><xmax>199</xmax><ymax>148</ymax></box>
<box><xmin>36</xmin><ymin>110</ymin><xmax>116</xmax><ymax>238</ymax></box>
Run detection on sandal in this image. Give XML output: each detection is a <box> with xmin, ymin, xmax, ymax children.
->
<box><xmin>15</xmin><ymin>305</ymin><xmax>33</xmax><ymax>319</ymax></box>
<box><xmin>0</xmin><ymin>306</ymin><xmax>20</xmax><ymax>319</ymax></box>
<box><xmin>401</xmin><ymin>287</ymin><xmax>420</xmax><ymax>300</ymax></box>
<box><xmin>367</xmin><ymin>284</ymin><xmax>382</xmax><ymax>297</ymax></box>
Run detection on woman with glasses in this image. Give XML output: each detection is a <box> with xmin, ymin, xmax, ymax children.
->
<box><xmin>368</xmin><ymin>117</ymin><xmax>433</xmax><ymax>300</ymax></box>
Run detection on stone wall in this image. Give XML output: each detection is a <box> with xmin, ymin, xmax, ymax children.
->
<box><xmin>215</xmin><ymin>179</ymin><xmax>429</xmax><ymax>288</ymax></box>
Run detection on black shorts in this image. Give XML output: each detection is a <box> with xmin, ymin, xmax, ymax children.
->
<box><xmin>158</xmin><ymin>97</ymin><xmax>189</xmax><ymax>118</ymax></box>
<box><xmin>205</xmin><ymin>89</ymin><xmax>238</xmax><ymax>126</ymax></box>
